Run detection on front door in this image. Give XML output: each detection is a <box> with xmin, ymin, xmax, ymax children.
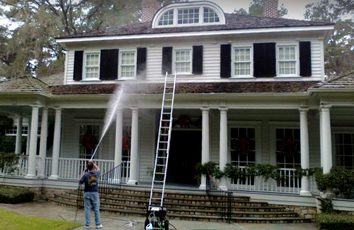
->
<box><xmin>167</xmin><ymin>130</ymin><xmax>201</xmax><ymax>185</ymax></box>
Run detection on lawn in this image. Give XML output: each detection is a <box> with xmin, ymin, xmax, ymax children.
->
<box><xmin>0</xmin><ymin>208</ymin><xmax>82</xmax><ymax>230</ymax></box>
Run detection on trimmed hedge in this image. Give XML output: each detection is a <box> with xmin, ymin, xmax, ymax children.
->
<box><xmin>0</xmin><ymin>186</ymin><xmax>34</xmax><ymax>204</ymax></box>
<box><xmin>316</xmin><ymin>213</ymin><xmax>354</xmax><ymax>230</ymax></box>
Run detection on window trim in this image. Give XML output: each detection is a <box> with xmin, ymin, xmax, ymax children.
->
<box><xmin>332</xmin><ymin>127</ymin><xmax>354</xmax><ymax>169</ymax></box>
<box><xmin>269</xmin><ymin>122</ymin><xmax>300</xmax><ymax>165</ymax></box>
<box><xmin>231</xmin><ymin>45</ymin><xmax>254</xmax><ymax>78</ymax></box>
<box><xmin>83</xmin><ymin>51</ymin><xmax>101</xmax><ymax>81</ymax></box>
<box><xmin>228</xmin><ymin>121</ymin><xmax>262</xmax><ymax>165</ymax></box>
<box><xmin>276</xmin><ymin>43</ymin><xmax>300</xmax><ymax>78</ymax></box>
<box><xmin>173</xmin><ymin>48</ymin><xmax>192</xmax><ymax>75</ymax></box>
<box><xmin>119</xmin><ymin>50</ymin><xmax>137</xmax><ymax>80</ymax></box>
<box><xmin>152</xmin><ymin>2</ymin><xmax>225</xmax><ymax>28</ymax></box>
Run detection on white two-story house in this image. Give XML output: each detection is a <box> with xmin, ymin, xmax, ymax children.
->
<box><xmin>1</xmin><ymin>0</ymin><xmax>353</xmax><ymax>208</ymax></box>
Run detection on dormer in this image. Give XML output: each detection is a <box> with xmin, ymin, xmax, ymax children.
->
<box><xmin>152</xmin><ymin>1</ymin><xmax>226</xmax><ymax>28</ymax></box>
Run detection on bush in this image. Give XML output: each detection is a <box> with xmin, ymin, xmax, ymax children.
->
<box><xmin>0</xmin><ymin>186</ymin><xmax>35</xmax><ymax>204</ymax></box>
<box><xmin>316</xmin><ymin>213</ymin><xmax>354</xmax><ymax>230</ymax></box>
<box><xmin>314</xmin><ymin>167</ymin><xmax>354</xmax><ymax>199</ymax></box>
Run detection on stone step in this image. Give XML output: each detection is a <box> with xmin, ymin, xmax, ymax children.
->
<box><xmin>50</xmin><ymin>187</ymin><xmax>312</xmax><ymax>224</ymax></box>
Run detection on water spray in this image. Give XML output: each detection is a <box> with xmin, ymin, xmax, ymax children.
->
<box><xmin>90</xmin><ymin>84</ymin><xmax>125</xmax><ymax>161</ymax></box>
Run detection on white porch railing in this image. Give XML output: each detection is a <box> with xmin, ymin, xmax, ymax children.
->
<box><xmin>230</xmin><ymin>167</ymin><xmax>302</xmax><ymax>194</ymax></box>
<box><xmin>56</xmin><ymin>158</ymin><xmax>115</xmax><ymax>180</ymax></box>
<box><xmin>0</xmin><ymin>156</ymin><xmax>28</xmax><ymax>176</ymax></box>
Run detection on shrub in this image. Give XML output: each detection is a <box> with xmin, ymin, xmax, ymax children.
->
<box><xmin>314</xmin><ymin>167</ymin><xmax>354</xmax><ymax>199</ymax></box>
<box><xmin>0</xmin><ymin>186</ymin><xmax>35</xmax><ymax>204</ymax></box>
<box><xmin>315</xmin><ymin>213</ymin><xmax>354</xmax><ymax>230</ymax></box>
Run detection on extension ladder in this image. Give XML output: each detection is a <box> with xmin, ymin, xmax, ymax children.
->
<box><xmin>148</xmin><ymin>72</ymin><xmax>177</xmax><ymax>208</ymax></box>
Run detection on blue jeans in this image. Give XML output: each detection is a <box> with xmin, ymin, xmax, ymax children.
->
<box><xmin>84</xmin><ymin>192</ymin><xmax>102</xmax><ymax>227</ymax></box>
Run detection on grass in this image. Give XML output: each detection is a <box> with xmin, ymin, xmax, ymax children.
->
<box><xmin>0</xmin><ymin>208</ymin><xmax>82</xmax><ymax>230</ymax></box>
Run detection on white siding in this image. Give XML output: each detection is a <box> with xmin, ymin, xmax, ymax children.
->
<box><xmin>139</xmin><ymin>110</ymin><xmax>156</xmax><ymax>183</ymax></box>
<box><xmin>61</xmin><ymin>115</ymin><xmax>76</xmax><ymax>158</ymax></box>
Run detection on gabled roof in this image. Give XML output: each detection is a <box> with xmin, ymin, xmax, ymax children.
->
<box><xmin>58</xmin><ymin>14</ymin><xmax>334</xmax><ymax>40</ymax></box>
<box><xmin>313</xmin><ymin>72</ymin><xmax>354</xmax><ymax>89</ymax></box>
<box><xmin>0</xmin><ymin>76</ymin><xmax>50</xmax><ymax>94</ymax></box>
<box><xmin>51</xmin><ymin>81</ymin><xmax>319</xmax><ymax>95</ymax></box>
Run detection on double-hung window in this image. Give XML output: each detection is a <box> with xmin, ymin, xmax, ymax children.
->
<box><xmin>174</xmin><ymin>49</ymin><xmax>192</xmax><ymax>74</ymax></box>
<box><xmin>120</xmin><ymin>51</ymin><xmax>136</xmax><ymax>78</ymax></box>
<box><xmin>84</xmin><ymin>53</ymin><xmax>100</xmax><ymax>80</ymax></box>
<box><xmin>277</xmin><ymin>45</ymin><xmax>298</xmax><ymax>77</ymax></box>
<box><xmin>275</xmin><ymin>128</ymin><xmax>301</xmax><ymax>168</ymax></box>
<box><xmin>233</xmin><ymin>47</ymin><xmax>252</xmax><ymax>77</ymax></box>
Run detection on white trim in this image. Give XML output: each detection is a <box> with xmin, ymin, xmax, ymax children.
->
<box><xmin>231</xmin><ymin>45</ymin><xmax>253</xmax><ymax>78</ymax></box>
<box><xmin>269</xmin><ymin>122</ymin><xmax>300</xmax><ymax>165</ymax></box>
<box><xmin>276</xmin><ymin>43</ymin><xmax>299</xmax><ymax>78</ymax></box>
<box><xmin>83</xmin><ymin>51</ymin><xmax>100</xmax><ymax>80</ymax></box>
<box><xmin>173</xmin><ymin>48</ymin><xmax>192</xmax><ymax>74</ymax></box>
<box><xmin>119</xmin><ymin>50</ymin><xmax>137</xmax><ymax>80</ymax></box>
<box><xmin>152</xmin><ymin>2</ymin><xmax>225</xmax><ymax>28</ymax></box>
<box><xmin>56</xmin><ymin>26</ymin><xmax>334</xmax><ymax>44</ymax></box>
<box><xmin>228</xmin><ymin>121</ymin><xmax>262</xmax><ymax>164</ymax></box>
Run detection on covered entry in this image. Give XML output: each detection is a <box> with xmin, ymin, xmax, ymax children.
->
<box><xmin>167</xmin><ymin>130</ymin><xmax>201</xmax><ymax>185</ymax></box>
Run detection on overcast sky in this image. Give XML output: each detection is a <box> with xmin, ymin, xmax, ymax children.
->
<box><xmin>191</xmin><ymin>0</ymin><xmax>328</xmax><ymax>20</ymax></box>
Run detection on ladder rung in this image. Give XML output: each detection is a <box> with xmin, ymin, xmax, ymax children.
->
<box><xmin>157</xmin><ymin>156</ymin><xmax>167</xmax><ymax>159</ymax></box>
<box><xmin>161</xmin><ymin>119</ymin><xmax>170</xmax><ymax>122</ymax></box>
<box><xmin>151</xmin><ymin>197</ymin><xmax>162</xmax><ymax>200</ymax></box>
<box><xmin>154</xmin><ymin>181</ymin><xmax>164</xmax><ymax>183</ymax></box>
<box><xmin>159</xmin><ymin>141</ymin><xmax>168</xmax><ymax>143</ymax></box>
<box><xmin>160</xmin><ymin>134</ymin><xmax>168</xmax><ymax>136</ymax></box>
<box><xmin>162</xmin><ymin>113</ymin><xmax>171</xmax><ymax>115</ymax></box>
<box><xmin>156</xmin><ymin>164</ymin><xmax>166</xmax><ymax>167</ymax></box>
<box><xmin>161</xmin><ymin>126</ymin><xmax>169</xmax><ymax>128</ymax></box>
<box><xmin>155</xmin><ymin>172</ymin><xmax>165</xmax><ymax>175</ymax></box>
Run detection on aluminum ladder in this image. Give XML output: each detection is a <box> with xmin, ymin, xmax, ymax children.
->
<box><xmin>148</xmin><ymin>72</ymin><xmax>177</xmax><ymax>209</ymax></box>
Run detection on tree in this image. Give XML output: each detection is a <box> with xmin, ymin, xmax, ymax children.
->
<box><xmin>304</xmin><ymin>0</ymin><xmax>354</xmax><ymax>76</ymax></box>
<box><xmin>233</xmin><ymin>0</ymin><xmax>288</xmax><ymax>18</ymax></box>
<box><xmin>0</xmin><ymin>0</ymin><xmax>143</xmax><ymax>78</ymax></box>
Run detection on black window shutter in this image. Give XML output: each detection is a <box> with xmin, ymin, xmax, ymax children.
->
<box><xmin>100</xmin><ymin>49</ymin><xmax>118</xmax><ymax>80</ymax></box>
<box><xmin>137</xmin><ymin>47</ymin><xmax>147</xmax><ymax>79</ymax></box>
<box><xmin>299</xmin><ymin>41</ymin><xmax>312</xmax><ymax>77</ymax></box>
<box><xmin>162</xmin><ymin>47</ymin><xmax>172</xmax><ymax>74</ymax></box>
<box><xmin>253</xmin><ymin>43</ymin><xmax>276</xmax><ymax>77</ymax></box>
<box><xmin>192</xmin><ymin>46</ymin><xmax>203</xmax><ymax>75</ymax></box>
<box><xmin>220</xmin><ymin>44</ymin><xmax>231</xmax><ymax>78</ymax></box>
<box><xmin>73</xmin><ymin>51</ymin><xmax>83</xmax><ymax>81</ymax></box>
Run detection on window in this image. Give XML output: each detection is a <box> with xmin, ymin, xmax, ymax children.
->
<box><xmin>79</xmin><ymin>125</ymin><xmax>99</xmax><ymax>159</ymax></box>
<box><xmin>174</xmin><ymin>49</ymin><xmax>191</xmax><ymax>74</ymax></box>
<box><xmin>120</xmin><ymin>51</ymin><xmax>136</xmax><ymax>78</ymax></box>
<box><xmin>178</xmin><ymin>8</ymin><xmax>199</xmax><ymax>24</ymax></box>
<box><xmin>5</xmin><ymin>126</ymin><xmax>37</xmax><ymax>136</ymax></box>
<box><xmin>233</xmin><ymin>47</ymin><xmax>252</xmax><ymax>77</ymax></box>
<box><xmin>275</xmin><ymin>128</ymin><xmax>301</xmax><ymax>168</ymax></box>
<box><xmin>230</xmin><ymin>128</ymin><xmax>256</xmax><ymax>166</ymax></box>
<box><xmin>158</xmin><ymin>9</ymin><xmax>174</xmax><ymax>25</ymax></box>
<box><xmin>153</xmin><ymin>3</ymin><xmax>225</xmax><ymax>28</ymax></box>
<box><xmin>334</xmin><ymin>133</ymin><xmax>354</xmax><ymax>169</ymax></box>
<box><xmin>203</xmin><ymin>7</ymin><xmax>219</xmax><ymax>23</ymax></box>
<box><xmin>84</xmin><ymin>53</ymin><xmax>100</xmax><ymax>79</ymax></box>
<box><xmin>278</xmin><ymin>45</ymin><xmax>297</xmax><ymax>76</ymax></box>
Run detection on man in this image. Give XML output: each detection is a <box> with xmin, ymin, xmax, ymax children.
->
<box><xmin>79</xmin><ymin>160</ymin><xmax>103</xmax><ymax>229</ymax></box>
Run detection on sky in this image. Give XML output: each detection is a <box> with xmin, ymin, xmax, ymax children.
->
<box><xmin>191</xmin><ymin>0</ymin><xmax>325</xmax><ymax>20</ymax></box>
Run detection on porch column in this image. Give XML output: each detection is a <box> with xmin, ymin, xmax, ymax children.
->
<box><xmin>199</xmin><ymin>108</ymin><xmax>210</xmax><ymax>190</ymax></box>
<box><xmin>25</xmin><ymin>104</ymin><xmax>40</xmax><ymax>179</ymax></box>
<box><xmin>219</xmin><ymin>107</ymin><xmax>228</xmax><ymax>190</ymax></box>
<box><xmin>114</xmin><ymin>108</ymin><xmax>123</xmax><ymax>167</ymax></box>
<box><xmin>127</xmin><ymin>108</ymin><xmax>139</xmax><ymax>185</ymax></box>
<box><xmin>38</xmin><ymin>108</ymin><xmax>48</xmax><ymax>178</ymax></box>
<box><xmin>15</xmin><ymin>115</ymin><xmax>23</xmax><ymax>154</ymax></box>
<box><xmin>299</xmin><ymin>108</ymin><xmax>311</xmax><ymax>196</ymax></box>
<box><xmin>320</xmin><ymin>105</ymin><xmax>332</xmax><ymax>174</ymax></box>
<box><xmin>49</xmin><ymin>107</ymin><xmax>62</xmax><ymax>180</ymax></box>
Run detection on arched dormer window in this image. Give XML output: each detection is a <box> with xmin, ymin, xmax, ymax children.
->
<box><xmin>153</xmin><ymin>1</ymin><xmax>225</xmax><ymax>28</ymax></box>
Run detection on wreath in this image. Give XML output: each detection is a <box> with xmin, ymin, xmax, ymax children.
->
<box><xmin>232</xmin><ymin>138</ymin><xmax>250</xmax><ymax>155</ymax></box>
<box><xmin>280</xmin><ymin>139</ymin><xmax>298</xmax><ymax>157</ymax></box>
<box><xmin>122</xmin><ymin>134</ymin><xmax>131</xmax><ymax>150</ymax></box>
<box><xmin>81</xmin><ymin>134</ymin><xmax>97</xmax><ymax>150</ymax></box>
